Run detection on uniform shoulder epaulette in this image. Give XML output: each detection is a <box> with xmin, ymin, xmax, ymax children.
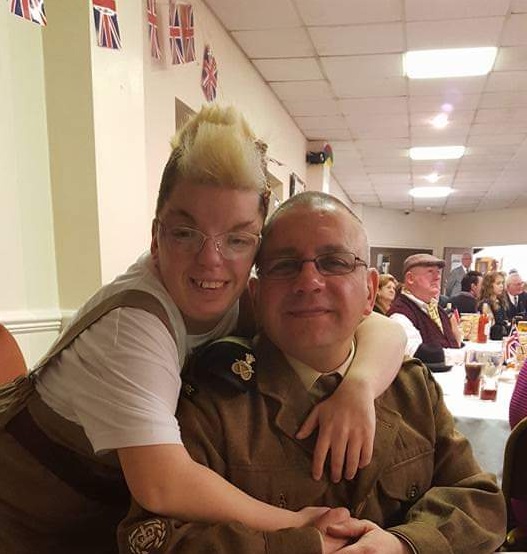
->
<box><xmin>187</xmin><ymin>336</ymin><xmax>257</xmax><ymax>393</ymax></box>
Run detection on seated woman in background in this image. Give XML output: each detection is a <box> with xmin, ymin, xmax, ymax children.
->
<box><xmin>373</xmin><ymin>273</ymin><xmax>398</xmax><ymax>315</ymax></box>
<box><xmin>478</xmin><ymin>270</ymin><xmax>510</xmax><ymax>339</ymax></box>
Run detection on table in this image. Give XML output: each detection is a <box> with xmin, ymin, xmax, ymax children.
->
<box><xmin>433</xmin><ymin>342</ymin><xmax>516</xmax><ymax>482</ymax></box>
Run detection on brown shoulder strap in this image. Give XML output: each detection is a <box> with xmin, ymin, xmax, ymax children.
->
<box><xmin>35</xmin><ymin>289</ymin><xmax>177</xmax><ymax>374</ymax></box>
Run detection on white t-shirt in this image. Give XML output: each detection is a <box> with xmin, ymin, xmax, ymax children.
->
<box><xmin>36</xmin><ymin>252</ymin><xmax>238</xmax><ymax>454</ymax></box>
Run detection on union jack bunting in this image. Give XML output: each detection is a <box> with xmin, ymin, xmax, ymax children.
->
<box><xmin>201</xmin><ymin>44</ymin><xmax>218</xmax><ymax>102</ymax></box>
<box><xmin>92</xmin><ymin>0</ymin><xmax>122</xmax><ymax>50</ymax></box>
<box><xmin>147</xmin><ymin>0</ymin><xmax>161</xmax><ymax>60</ymax></box>
<box><xmin>9</xmin><ymin>0</ymin><xmax>47</xmax><ymax>26</ymax></box>
<box><xmin>169</xmin><ymin>2</ymin><xmax>195</xmax><ymax>65</ymax></box>
<box><xmin>504</xmin><ymin>327</ymin><xmax>521</xmax><ymax>361</ymax></box>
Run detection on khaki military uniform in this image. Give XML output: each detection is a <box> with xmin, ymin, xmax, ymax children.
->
<box><xmin>0</xmin><ymin>291</ymin><xmax>176</xmax><ymax>554</ymax></box>
<box><xmin>119</xmin><ymin>335</ymin><xmax>506</xmax><ymax>554</ymax></box>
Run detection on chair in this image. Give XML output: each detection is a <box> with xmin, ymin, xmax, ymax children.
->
<box><xmin>0</xmin><ymin>324</ymin><xmax>27</xmax><ymax>385</ymax></box>
<box><xmin>501</xmin><ymin>416</ymin><xmax>527</xmax><ymax>551</ymax></box>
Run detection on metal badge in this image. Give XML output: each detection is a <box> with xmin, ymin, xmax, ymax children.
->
<box><xmin>128</xmin><ymin>518</ymin><xmax>167</xmax><ymax>553</ymax></box>
<box><xmin>231</xmin><ymin>353</ymin><xmax>256</xmax><ymax>381</ymax></box>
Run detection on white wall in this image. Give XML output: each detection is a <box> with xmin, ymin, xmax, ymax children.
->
<box><xmin>0</xmin><ymin>8</ymin><xmax>61</xmax><ymax>365</ymax></box>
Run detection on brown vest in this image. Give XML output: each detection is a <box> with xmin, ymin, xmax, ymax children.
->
<box><xmin>0</xmin><ymin>290</ymin><xmax>176</xmax><ymax>554</ymax></box>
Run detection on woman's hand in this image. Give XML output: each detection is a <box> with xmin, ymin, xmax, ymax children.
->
<box><xmin>296</xmin><ymin>379</ymin><xmax>375</xmax><ymax>482</ymax></box>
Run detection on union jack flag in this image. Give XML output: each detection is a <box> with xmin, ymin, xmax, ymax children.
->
<box><xmin>201</xmin><ymin>44</ymin><xmax>218</xmax><ymax>102</ymax></box>
<box><xmin>9</xmin><ymin>0</ymin><xmax>47</xmax><ymax>26</ymax></box>
<box><xmin>147</xmin><ymin>0</ymin><xmax>161</xmax><ymax>60</ymax></box>
<box><xmin>92</xmin><ymin>0</ymin><xmax>122</xmax><ymax>50</ymax></box>
<box><xmin>504</xmin><ymin>326</ymin><xmax>522</xmax><ymax>361</ymax></box>
<box><xmin>169</xmin><ymin>2</ymin><xmax>195</xmax><ymax>65</ymax></box>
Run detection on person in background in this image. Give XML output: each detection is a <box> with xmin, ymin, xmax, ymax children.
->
<box><xmin>0</xmin><ymin>105</ymin><xmax>406</xmax><ymax>554</ymax></box>
<box><xmin>509</xmin><ymin>358</ymin><xmax>527</xmax><ymax>543</ymax></box>
<box><xmin>373</xmin><ymin>274</ymin><xmax>398</xmax><ymax>315</ymax></box>
<box><xmin>505</xmin><ymin>272</ymin><xmax>527</xmax><ymax>321</ymax></box>
<box><xmin>478</xmin><ymin>270</ymin><xmax>510</xmax><ymax>338</ymax></box>
<box><xmin>388</xmin><ymin>253</ymin><xmax>464</xmax><ymax>371</ymax></box>
<box><xmin>118</xmin><ymin>192</ymin><xmax>506</xmax><ymax>554</ymax></box>
<box><xmin>445</xmin><ymin>251</ymin><xmax>473</xmax><ymax>298</ymax></box>
<box><xmin>450</xmin><ymin>270</ymin><xmax>483</xmax><ymax>314</ymax></box>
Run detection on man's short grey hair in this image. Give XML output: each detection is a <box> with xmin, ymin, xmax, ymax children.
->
<box><xmin>261</xmin><ymin>191</ymin><xmax>370</xmax><ymax>264</ymax></box>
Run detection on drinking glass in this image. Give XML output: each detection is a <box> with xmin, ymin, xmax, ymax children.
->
<box><xmin>479</xmin><ymin>351</ymin><xmax>503</xmax><ymax>402</ymax></box>
<box><xmin>464</xmin><ymin>350</ymin><xmax>483</xmax><ymax>396</ymax></box>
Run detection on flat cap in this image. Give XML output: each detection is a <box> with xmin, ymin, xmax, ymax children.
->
<box><xmin>403</xmin><ymin>253</ymin><xmax>445</xmax><ymax>274</ymax></box>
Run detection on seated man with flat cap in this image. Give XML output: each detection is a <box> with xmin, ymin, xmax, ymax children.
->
<box><xmin>118</xmin><ymin>192</ymin><xmax>504</xmax><ymax>554</ymax></box>
<box><xmin>388</xmin><ymin>254</ymin><xmax>464</xmax><ymax>371</ymax></box>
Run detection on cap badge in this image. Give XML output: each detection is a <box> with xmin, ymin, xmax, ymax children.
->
<box><xmin>231</xmin><ymin>353</ymin><xmax>256</xmax><ymax>381</ymax></box>
<box><xmin>128</xmin><ymin>518</ymin><xmax>167</xmax><ymax>554</ymax></box>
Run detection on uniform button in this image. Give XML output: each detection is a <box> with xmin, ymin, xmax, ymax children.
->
<box><xmin>407</xmin><ymin>484</ymin><xmax>419</xmax><ymax>500</ymax></box>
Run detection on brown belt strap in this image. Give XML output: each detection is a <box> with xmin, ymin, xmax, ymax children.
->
<box><xmin>6</xmin><ymin>408</ymin><xmax>129</xmax><ymax>507</ymax></box>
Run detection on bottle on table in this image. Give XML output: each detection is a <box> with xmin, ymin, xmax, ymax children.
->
<box><xmin>477</xmin><ymin>303</ymin><xmax>492</xmax><ymax>343</ymax></box>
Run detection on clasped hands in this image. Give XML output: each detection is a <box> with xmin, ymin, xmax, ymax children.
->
<box><xmin>298</xmin><ymin>507</ymin><xmax>411</xmax><ymax>554</ymax></box>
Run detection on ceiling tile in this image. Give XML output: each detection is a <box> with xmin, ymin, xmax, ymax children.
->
<box><xmin>501</xmin><ymin>14</ymin><xmax>527</xmax><ymax>46</ymax></box>
<box><xmin>475</xmin><ymin>108</ymin><xmax>527</xmax><ymax>124</ymax></box>
<box><xmin>410</xmin><ymin>125</ymin><xmax>470</xmax><ymax>141</ymax></box>
<box><xmin>297</xmin><ymin>0</ymin><xmax>402</xmax><ymax>26</ymax></box>
<box><xmin>485</xmin><ymin>71</ymin><xmax>527</xmax><ymax>92</ymax></box>
<box><xmin>231</xmin><ymin>28</ymin><xmax>313</xmax><ymax>58</ymax></box>
<box><xmin>405</xmin><ymin>0</ymin><xmax>510</xmax><ymax>21</ymax></box>
<box><xmin>339</xmin><ymin>96</ymin><xmax>408</xmax><ymax>115</ymax></box>
<box><xmin>269</xmin><ymin>80</ymin><xmax>333</xmax><ymax>100</ymax></box>
<box><xmin>304</xmin><ymin>129</ymin><xmax>353</xmax><ymax>140</ymax></box>
<box><xmin>408</xmin><ymin>94</ymin><xmax>481</xmax><ymax>112</ymax></box>
<box><xmin>410</xmin><ymin>110</ymin><xmax>475</xmax><ymax>126</ymax></box>
<box><xmin>479</xmin><ymin>91</ymin><xmax>527</xmax><ymax>108</ymax></box>
<box><xmin>512</xmin><ymin>0</ymin><xmax>527</xmax><ymax>13</ymax></box>
<box><xmin>494</xmin><ymin>46</ymin><xmax>527</xmax><ymax>71</ymax></box>
<box><xmin>295</xmin><ymin>115</ymin><xmax>348</xmax><ymax>130</ymax></box>
<box><xmin>406</xmin><ymin>17</ymin><xmax>504</xmax><ymax>50</ymax></box>
<box><xmin>409</xmin><ymin>76</ymin><xmax>486</xmax><ymax>97</ymax></box>
<box><xmin>205</xmin><ymin>0</ymin><xmax>301</xmax><ymax>30</ymax></box>
<box><xmin>253</xmin><ymin>58</ymin><xmax>323</xmax><ymax>81</ymax></box>
<box><xmin>283</xmin><ymin>99</ymin><xmax>340</xmax><ymax>116</ymax></box>
<box><xmin>309</xmin><ymin>23</ymin><xmax>404</xmax><ymax>56</ymax></box>
<box><xmin>467</xmin><ymin>133</ymin><xmax>526</xmax><ymax>145</ymax></box>
<box><xmin>470</xmin><ymin>122</ymin><xmax>527</xmax><ymax>135</ymax></box>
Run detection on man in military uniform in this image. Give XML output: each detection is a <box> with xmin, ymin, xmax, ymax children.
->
<box><xmin>118</xmin><ymin>192</ymin><xmax>506</xmax><ymax>554</ymax></box>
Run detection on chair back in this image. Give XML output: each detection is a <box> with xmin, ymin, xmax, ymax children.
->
<box><xmin>0</xmin><ymin>324</ymin><xmax>27</xmax><ymax>385</ymax></box>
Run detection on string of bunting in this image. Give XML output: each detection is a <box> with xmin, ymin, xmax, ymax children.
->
<box><xmin>92</xmin><ymin>0</ymin><xmax>121</xmax><ymax>50</ymax></box>
<box><xmin>8</xmin><ymin>0</ymin><xmax>46</xmax><ymax>26</ymax></box>
<box><xmin>146</xmin><ymin>0</ymin><xmax>161</xmax><ymax>60</ymax></box>
<box><xmin>169</xmin><ymin>1</ymin><xmax>195</xmax><ymax>64</ymax></box>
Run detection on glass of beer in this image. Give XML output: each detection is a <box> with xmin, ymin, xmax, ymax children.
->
<box><xmin>479</xmin><ymin>351</ymin><xmax>503</xmax><ymax>402</ymax></box>
<box><xmin>464</xmin><ymin>350</ymin><xmax>483</xmax><ymax>396</ymax></box>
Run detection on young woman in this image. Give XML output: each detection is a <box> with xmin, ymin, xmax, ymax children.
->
<box><xmin>478</xmin><ymin>271</ymin><xmax>510</xmax><ymax>338</ymax></box>
<box><xmin>373</xmin><ymin>274</ymin><xmax>398</xmax><ymax>315</ymax></box>
<box><xmin>0</xmin><ymin>105</ymin><xmax>406</xmax><ymax>553</ymax></box>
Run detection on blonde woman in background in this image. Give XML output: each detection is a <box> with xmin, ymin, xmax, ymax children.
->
<box><xmin>478</xmin><ymin>270</ymin><xmax>510</xmax><ymax>337</ymax></box>
<box><xmin>374</xmin><ymin>274</ymin><xmax>398</xmax><ymax>315</ymax></box>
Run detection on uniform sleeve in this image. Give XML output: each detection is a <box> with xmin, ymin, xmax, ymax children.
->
<box><xmin>117</xmin><ymin>391</ymin><xmax>322</xmax><ymax>554</ymax></box>
<box><xmin>387</xmin><ymin>368</ymin><xmax>507</xmax><ymax>554</ymax></box>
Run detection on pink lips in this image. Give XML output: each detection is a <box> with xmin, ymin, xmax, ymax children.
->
<box><xmin>287</xmin><ymin>307</ymin><xmax>330</xmax><ymax>318</ymax></box>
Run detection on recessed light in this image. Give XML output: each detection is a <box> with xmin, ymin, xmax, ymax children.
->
<box><xmin>425</xmin><ymin>172</ymin><xmax>440</xmax><ymax>183</ymax></box>
<box><xmin>410</xmin><ymin>146</ymin><xmax>465</xmax><ymax>160</ymax></box>
<box><xmin>404</xmin><ymin>47</ymin><xmax>497</xmax><ymax>79</ymax></box>
<box><xmin>431</xmin><ymin>113</ymin><xmax>449</xmax><ymax>129</ymax></box>
<box><xmin>409</xmin><ymin>186</ymin><xmax>454</xmax><ymax>199</ymax></box>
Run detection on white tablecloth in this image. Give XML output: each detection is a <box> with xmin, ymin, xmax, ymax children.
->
<box><xmin>433</xmin><ymin>343</ymin><xmax>515</xmax><ymax>482</ymax></box>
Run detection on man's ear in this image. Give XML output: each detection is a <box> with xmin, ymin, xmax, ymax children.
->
<box><xmin>151</xmin><ymin>219</ymin><xmax>160</xmax><ymax>264</ymax></box>
<box><xmin>363</xmin><ymin>268</ymin><xmax>379</xmax><ymax>315</ymax></box>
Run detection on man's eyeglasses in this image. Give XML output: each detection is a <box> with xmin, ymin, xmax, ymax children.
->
<box><xmin>257</xmin><ymin>252</ymin><xmax>368</xmax><ymax>280</ymax></box>
<box><xmin>156</xmin><ymin>220</ymin><xmax>261</xmax><ymax>260</ymax></box>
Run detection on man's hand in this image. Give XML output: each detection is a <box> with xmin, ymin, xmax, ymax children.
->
<box><xmin>296</xmin><ymin>379</ymin><xmax>375</xmax><ymax>482</ymax></box>
<box><xmin>327</xmin><ymin>518</ymin><xmax>412</xmax><ymax>553</ymax></box>
<box><xmin>312</xmin><ymin>507</ymin><xmax>355</xmax><ymax>553</ymax></box>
